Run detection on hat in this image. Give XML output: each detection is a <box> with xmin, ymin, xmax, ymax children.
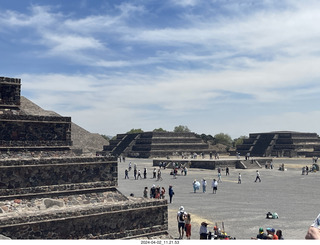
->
<box><xmin>179</xmin><ymin>206</ymin><xmax>184</xmax><ymax>211</ymax></box>
<box><xmin>201</xmin><ymin>222</ymin><xmax>208</xmax><ymax>226</ymax></box>
<box><xmin>259</xmin><ymin>228</ymin><xmax>264</xmax><ymax>233</ymax></box>
<box><xmin>271</xmin><ymin>228</ymin><xmax>275</xmax><ymax>233</ymax></box>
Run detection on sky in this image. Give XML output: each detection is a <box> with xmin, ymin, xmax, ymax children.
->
<box><xmin>1</xmin><ymin>0</ymin><xmax>320</xmax><ymax>139</ymax></box>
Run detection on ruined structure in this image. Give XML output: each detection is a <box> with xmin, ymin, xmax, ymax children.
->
<box><xmin>0</xmin><ymin>77</ymin><xmax>168</xmax><ymax>239</ymax></box>
<box><xmin>99</xmin><ymin>131</ymin><xmax>211</xmax><ymax>158</ymax></box>
<box><xmin>236</xmin><ymin>131</ymin><xmax>320</xmax><ymax>157</ymax></box>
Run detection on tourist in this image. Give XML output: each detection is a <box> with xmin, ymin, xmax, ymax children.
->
<box><xmin>124</xmin><ymin>169</ymin><xmax>129</xmax><ymax>179</ymax></box>
<box><xmin>137</xmin><ymin>169</ymin><xmax>142</xmax><ymax>179</ymax></box>
<box><xmin>215</xmin><ymin>152</ymin><xmax>219</xmax><ymax>159</ymax></box>
<box><xmin>173</xmin><ymin>168</ymin><xmax>178</xmax><ymax>179</ymax></box>
<box><xmin>218</xmin><ymin>172</ymin><xmax>222</xmax><ymax>183</ymax></box>
<box><xmin>266</xmin><ymin>228</ymin><xmax>278</xmax><ymax>240</ymax></box>
<box><xmin>226</xmin><ymin>166</ymin><xmax>229</xmax><ymax>176</ymax></box>
<box><xmin>199</xmin><ymin>221</ymin><xmax>209</xmax><ymax>239</ymax></box>
<box><xmin>168</xmin><ymin>185</ymin><xmax>174</xmax><ymax>203</ymax></box>
<box><xmin>157</xmin><ymin>169</ymin><xmax>163</xmax><ymax>181</ymax></box>
<box><xmin>184</xmin><ymin>166</ymin><xmax>188</xmax><ymax>176</ymax></box>
<box><xmin>185</xmin><ymin>213</ymin><xmax>191</xmax><ymax>239</ymax></box>
<box><xmin>202</xmin><ymin>179</ymin><xmax>207</xmax><ymax>193</ymax></box>
<box><xmin>128</xmin><ymin>162</ymin><xmax>132</xmax><ymax>171</ymax></box>
<box><xmin>305</xmin><ymin>213</ymin><xmax>320</xmax><ymax>239</ymax></box>
<box><xmin>254</xmin><ymin>170</ymin><xmax>261</xmax><ymax>182</ymax></box>
<box><xmin>133</xmin><ymin>168</ymin><xmax>137</xmax><ymax>180</ymax></box>
<box><xmin>153</xmin><ymin>168</ymin><xmax>157</xmax><ymax>178</ymax></box>
<box><xmin>211</xmin><ymin>179</ymin><xmax>218</xmax><ymax>194</ymax></box>
<box><xmin>238</xmin><ymin>173</ymin><xmax>241</xmax><ymax>184</ymax></box>
<box><xmin>193</xmin><ymin>179</ymin><xmax>200</xmax><ymax>193</ymax></box>
<box><xmin>252</xmin><ymin>227</ymin><xmax>267</xmax><ymax>240</ymax></box>
<box><xmin>143</xmin><ymin>187</ymin><xmax>148</xmax><ymax>198</ymax></box>
<box><xmin>143</xmin><ymin>168</ymin><xmax>147</xmax><ymax>179</ymax></box>
<box><xmin>155</xmin><ymin>186</ymin><xmax>160</xmax><ymax>199</ymax></box>
<box><xmin>150</xmin><ymin>184</ymin><xmax>156</xmax><ymax>198</ymax></box>
<box><xmin>177</xmin><ymin>206</ymin><xmax>187</xmax><ymax>239</ymax></box>
<box><xmin>160</xmin><ymin>187</ymin><xmax>165</xmax><ymax>199</ymax></box>
<box><xmin>276</xmin><ymin>230</ymin><xmax>284</xmax><ymax>240</ymax></box>
<box><xmin>306</xmin><ymin>166</ymin><xmax>309</xmax><ymax>175</ymax></box>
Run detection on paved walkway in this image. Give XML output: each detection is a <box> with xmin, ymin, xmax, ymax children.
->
<box><xmin>117</xmin><ymin>157</ymin><xmax>319</xmax><ymax>240</ymax></box>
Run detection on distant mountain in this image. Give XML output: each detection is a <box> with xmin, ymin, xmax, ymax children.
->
<box><xmin>20</xmin><ymin>96</ymin><xmax>109</xmax><ymax>155</ymax></box>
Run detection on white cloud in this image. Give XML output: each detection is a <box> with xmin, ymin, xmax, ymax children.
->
<box><xmin>6</xmin><ymin>1</ymin><xmax>320</xmax><ymax>137</ymax></box>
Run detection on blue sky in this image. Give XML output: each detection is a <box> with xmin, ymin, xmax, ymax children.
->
<box><xmin>1</xmin><ymin>0</ymin><xmax>320</xmax><ymax>138</ymax></box>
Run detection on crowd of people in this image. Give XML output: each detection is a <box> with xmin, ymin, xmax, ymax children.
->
<box><xmin>251</xmin><ymin>227</ymin><xmax>283</xmax><ymax>240</ymax></box>
<box><xmin>120</xmin><ymin>156</ymin><xmax>320</xmax><ymax>240</ymax></box>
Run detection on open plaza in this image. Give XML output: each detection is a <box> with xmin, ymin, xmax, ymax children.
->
<box><xmin>117</xmin><ymin>156</ymin><xmax>319</xmax><ymax>240</ymax></box>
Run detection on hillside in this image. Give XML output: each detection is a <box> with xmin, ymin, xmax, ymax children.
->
<box><xmin>20</xmin><ymin>96</ymin><xmax>109</xmax><ymax>155</ymax></box>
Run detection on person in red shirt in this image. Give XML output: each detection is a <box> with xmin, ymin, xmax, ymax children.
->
<box><xmin>266</xmin><ymin>228</ymin><xmax>278</xmax><ymax>240</ymax></box>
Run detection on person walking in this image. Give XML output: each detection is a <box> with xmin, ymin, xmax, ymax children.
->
<box><xmin>238</xmin><ymin>173</ymin><xmax>242</xmax><ymax>184</ymax></box>
<box><xmin>255</xmin><ymin>170</ymin><xmax>261</xmax><ymax>182</ymax></box>
<box><xmin>168</xmin><ymin>185</ymin><xmax>174</xmax><ymax>203</ymax></box>
<box><xmin>133</xmin><ymin>168</ymin><xmax>137</xmax><ymax>180</ymax></box>
<box><xmin>137</xmin><ymin>169</ymin><xmax>142</xmax><ymax>180</ymax></box>
<box><xmin>157</xmin><ymin>169</ymin><xmax>163</xmax><ymax>181</ymax></box>
<box><xmin>211</xmin><ymin>179</ymin><xmax>218</xmax><ymax>194</ymax></box>
<box><xmin>218</xmin><ymin>172</ymin><xmax>222</xmax><ymax>183</ymax></box>
<box><xmin>185</xmin><ymin>213</ymin><xmax>191</xmax><ymax>239</ymax></box>
<box><xmin>177</xmin><ymin>206</ymin><xmax>187</xmax><ymax>239</ymax></box>
<box><xmin>202</xmin><ymin>179</ymin><xmax>207</xmax><ymax>193</ymax></box>
<box><xmin>125</xmin><ymin>169</ymin><xmax>129</xmax><ymax>179</ymax></box>
<box><xmin>143</xmin><ymin>168</ymin><xmax>147</xmax><ymax>179</ymax></box>
<box><xmin>193</xmin><ymin>179</ymin><xmax>200</xmax><ymax>193</ymax></box>
<box><xmin>143</xmin><ymin>187</ymin><xmax>148</xmax><ymax>198</ymax></box>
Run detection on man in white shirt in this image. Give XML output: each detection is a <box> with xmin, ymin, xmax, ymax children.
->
<box><xmin>177</xmin><ymin>206</ymin><xmax>187</xmax><ymax>239</ymax></box>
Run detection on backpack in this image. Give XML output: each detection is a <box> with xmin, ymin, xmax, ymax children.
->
<box><xmin>179</xmin><ymin>212</ymin><xmax>185</xmax><ymax>222</ymax></box>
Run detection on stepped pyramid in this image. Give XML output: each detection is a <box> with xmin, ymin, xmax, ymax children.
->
<box><xmin>236</xmin><ymin>131</ymin><xmax>320</xmax><ymax>157</ymax></box>
<box><xmin>0</xmin><ymin>77</ymin><xmax>168</xmax><ymax>239</ymax></box>
<box><xmin>99</xmin><ymin>131</ymin><xmax>211</xmax><ymax>158</ymax></box>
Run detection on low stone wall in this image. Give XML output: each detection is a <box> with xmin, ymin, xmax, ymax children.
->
<box><xmin>153</xmin><ymin>158</ymin><xmax>273</xmax><ymax>170</ymax></box>
<box><xmin>0</xmin><ymin>156</ymin><xmax>117</xmax><ymax>197</ymax></box>
<box><xmin>0</xmin><ymin>198</ymin><xmax>168</xmax><ymax>239</ymax></box>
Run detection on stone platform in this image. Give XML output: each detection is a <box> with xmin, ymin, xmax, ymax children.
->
<box><xmin>0</xmin><ymin>156</ymin><xmax>168</xmax><ymax>239</ymax></box>
<box><xmin>153</xmin><ymin>158</ymin><xmax>273</xmax><ymax>170</ymax></box>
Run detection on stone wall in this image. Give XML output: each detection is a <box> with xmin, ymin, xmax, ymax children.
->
<box><xmin>153</xmin><ymin>158</ymin><xmax>272</xmax><ymax>170</ymax></box>
<box><xmin>0</xmin><ymin>77</ymin><xmax>21</xmax><ymax>107</ymax></box>
<box><xmin>0</xmin><ymin>197</ymin><xmax>168</xmax><ymax>239</ymax></box>
<box><xmin>0</xmin><ymin>157</ymin><xmax>117</xmax><ymax>197</ymax></box>
<box><xmin>0</xmin><ymin>114</ymin><xmax>71</xmax><ymax>146</ymax></box>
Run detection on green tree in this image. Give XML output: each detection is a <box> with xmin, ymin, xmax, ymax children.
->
<box><xmin>173</xmin><ymin>125</ymin><xmax>191</xmax><ymax>133</ymax></box>
<box><xmin>153</xmin><ymin>128</ymin><xmax>167</xmax><ymax>132</ymax></box>
<box><xmin>126</xmin><ymin>128</ymin><xmax>144</xmax><ymax>134</ymax></box>
<box><xmin>199</xmin><ymin>133</ymin><xmax>214</xmax><ymax>143</ymax></box>
<box><xmin>101</xmin><ymin>134</ymin><xmax>111</xmax><ymax>141</ymax></box>
<box><xmin>233</xmin><ymin>135</ymin><xmax>248</xmax><ymax>147</ymax></box>
<box><xmin>213</xmin><ymin>133</ymin><xmax>233</xmax><ymax>147</ymax></box>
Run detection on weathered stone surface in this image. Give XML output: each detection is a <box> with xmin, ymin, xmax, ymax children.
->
<box><xmin>43</xmin><ymin>199</ymin><xmax>64</xmax><ymax>209</ymax></box>
<box><xmin>0</xmin><ymin>77</ymin><xmax>169</xmax><ymax>239</ymax></box>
